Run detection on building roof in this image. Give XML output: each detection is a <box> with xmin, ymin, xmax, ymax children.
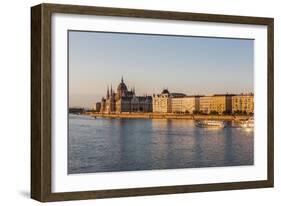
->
<box><xmin>161</xmin><ymin>89</ymin><xmax>170</xmax><ymax>94</ymax></box>
<box><xmin>170</xmin><ymin>93</ymin><xmax>186</xmax><ymax>98</ymax></box>
<box><xmin>213</xmin><ymin>94</ymin><xmax>236</xmax><ymax>96</ymax></box>
<box><xmin>234</xmin><ymin>93</ymin><xmax>254</xmax><ymax>97</ymax></box>
<box><xmin>138</xmin><ymin>96</ymin><xmax>152</xmax><ymax>100</ymax></box>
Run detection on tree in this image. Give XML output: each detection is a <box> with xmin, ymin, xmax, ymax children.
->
<box><xmin>233</xmin><ymin>110</ymin><xmax>243</xmax><ymax>115</ymax></box>
<box><xmin>210</xmin><ymin>110</ymin><xmax>219</xmax><ymax>115</ymax></box>
<box><xmin>193</xmin><ymin>110</ymin><xmax>201</xmax><ymax>115</ymax></box>
<box><xmin>223</xmin><ymin>110</ymin><xmax>231</xmax><ymax>115</ymax></box>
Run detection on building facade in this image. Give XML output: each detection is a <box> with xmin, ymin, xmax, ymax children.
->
<box><xmin>152</xmin><ymin>89</ymin><xmax>172</xmax><ymax>113</ymax></box>
<box><xmin>171</xmin><ymin>96</ymin><xmax>200</xmax><ymax>114</ymax></box>
<box><xmin>199</xmin><ymin>95</ymin><xmax>233</xmax><ymax>114</ymax></box>
<box><xmin>210</xmin><ymin>95</ymin><xmax>233</xmax><ymax>114</ymax></box>
<box><xmin>232</xmin><ymin>94</ymin><xmax>254</xmax><ymax>114</ymax></box>
<box><xmin>199</xmin><ymin>96</ymin><xmax>212</xmax><ymax>114</ymax></box>
<box><xmin>95</xmin><ymin>79</ymin><xmax>254</xmax><ymax>115</ymax></box>
<box><xmin>99</xmin><ymin>77</ymin><xmax>152</xmax><ymax>113</ymax></box>
<box><xmin>95</xmin><ymin>102</ymin><xmax>101</xmax><ymax>112</ymax></box>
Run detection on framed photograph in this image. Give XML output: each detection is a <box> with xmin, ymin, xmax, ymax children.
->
<box><xmin>31</xmin><ymin>3</ymin><xmax>274</xmax><ymax>202</ymax></box>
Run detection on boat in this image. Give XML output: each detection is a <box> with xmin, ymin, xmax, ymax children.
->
<box><xmin>240</xmin><ymin>117</ymin><xmax>254</xmax><ymax>128</ymax></box>
<box><xmin>195</xmin><ymin>120</ymin><xmax>225</xmax><ymax>128</ymax></box>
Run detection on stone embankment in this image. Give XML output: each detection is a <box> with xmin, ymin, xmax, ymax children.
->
<box><xmin>85</xmin><ymin>112</ymin><xmax>251</xmax><ymax>121</ymax></box>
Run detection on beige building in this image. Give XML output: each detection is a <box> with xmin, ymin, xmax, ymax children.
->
<box><xmin>199</xmin><ymin>96</ymin><xmax>212</xmax><ymax>114</ymax></box>
<box><xmin>210</xmin><ymin>95</ymin><xmax>233</xmax><ymax>114</ymax></box>
<box><xmin>152</xmin><ymin>89</ymin><xmax>172</xmax><ymax>113</ymax></box>
<box><xmin>199</xmin><ymin>95</ymin><xmax>233</xmax><ymax>114</ymax></box>
<box><xmin>171</xmin><ymin>96</ymin><xmax>200</xmax><ymax>114</ymax></box>
<box><xmin>232</xmin><ymin>94</ymin><xmax>254</xmax><ymax>114</ymax></box>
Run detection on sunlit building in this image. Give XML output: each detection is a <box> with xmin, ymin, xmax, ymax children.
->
<box><xmin>97</xmin><ymin>79</ymin><xmax>253</xmax><ymax>115</ymax></box>
<box><xmin>171</xmin><ymin>96</ymin><xmax>200</xmax><ymax>114</ymax></box>
<box><xmin>199</xmin><ymin>95</ymin><xmax>233</xmax><ymax>114</ymax></box>
<box><xmin>199</xmin><ymin>96</ymin><xmax>212</xmax><ymax>114</ymax></box>
<box><xmin>152</xmin><ymin>89</ymin><xmax>172</xmax><ymax>113</ymax></box>
<box><xmin>210</xmin><ymin>94</ymin><xmax>233</xmax><ymax>114</ymax></box>
<box><xmin>232</xmin><ymin>94</ymin><xmax>254</xmax><ymax>114</ymax></box>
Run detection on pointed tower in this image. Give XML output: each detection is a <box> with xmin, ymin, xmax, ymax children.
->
<box><xmin>106</xmin><ymin>86</ymin><xmax>109</xmax><ymax>99</ymax></box>
<box><xmin>121</xmin><ymin>76</ymin><xmax>124</xmax><ymax>83</ymax></box>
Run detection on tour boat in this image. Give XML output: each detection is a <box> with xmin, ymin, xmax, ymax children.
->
<box><xmin>195</xmin><ymin>120</ymin><xmax>225</xmax><ymax>128</ymax></box>
<box><xmin>240</xmin><ymin>117</ymin><xmax>254</xmax><ymax>128</ymax></box>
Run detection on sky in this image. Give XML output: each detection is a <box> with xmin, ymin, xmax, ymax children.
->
<box><xmin>68</xmin><ymin>30</ymin><xmax>254</xmax><ymax>108</ymax></box>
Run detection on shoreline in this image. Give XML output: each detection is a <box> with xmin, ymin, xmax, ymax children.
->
<box><xmin>83</xmin><ymin>112</ymin><xmax>252</xmax><ymax>121</ymax></box>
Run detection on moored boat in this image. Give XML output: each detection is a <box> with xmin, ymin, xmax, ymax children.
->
<box><xmin>239</xmin><ymin>117</ymin><xmax>254</xmax><ymax>128</ymax></box>
<box><xmin>195</xmin><ymin>120</ymin><xmax>225</xmax><ymax>128</ymax></box>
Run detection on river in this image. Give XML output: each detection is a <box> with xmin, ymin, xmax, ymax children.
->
<box><xmin>68</xmin><ymin>114</ymin><xmax>254</xmax><ymax>174</ymax></box>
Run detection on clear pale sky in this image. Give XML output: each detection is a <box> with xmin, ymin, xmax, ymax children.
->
<box><xmin>69</xmin><ymin>30</ymin><xmax>254</xmax><ymax>108</ymax></box>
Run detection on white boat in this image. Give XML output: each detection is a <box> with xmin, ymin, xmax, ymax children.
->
<box><xmin>195</xmin><ymin>120</ymin><xmax>225</xmax><ymax>128</ymax></box>
<box><xmin>240</xmin><ymin>117</ymin><xmax>254</xmax><ymax>128</ymax></box>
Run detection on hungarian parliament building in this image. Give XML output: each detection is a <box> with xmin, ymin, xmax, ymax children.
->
<box><xmin>96</xmin><ymin>77</ymin><xmax>254</xmax><ymax>114</ymax></box>
<box><xmin>99</xmin><ymin>77</ymin><xmax>152</xmax><ymax>113</ymax></box>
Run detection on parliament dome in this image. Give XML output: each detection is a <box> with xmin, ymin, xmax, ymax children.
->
<box><xmin>117</xmin><ymin>82</ymin><xmax>127</xmax><ymax>92</ymax></box>
<box><xmin>117</xmin><ymin>77</ymin><xmax>128</xmax><ymax>94</ymax></box>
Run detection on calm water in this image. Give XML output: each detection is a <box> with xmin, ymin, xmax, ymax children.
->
<box><xmin>68</xmin><ymin>114</ymin><xmax>254</xmax><ymax>174</ymax></box>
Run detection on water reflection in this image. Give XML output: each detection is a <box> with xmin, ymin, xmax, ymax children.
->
<box><xmin>68</xmin><ymin>115</ymin><xmax>254</xmax><ymax>174</ymax></box>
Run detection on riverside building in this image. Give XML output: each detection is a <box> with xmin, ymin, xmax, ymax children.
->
<box><xmin>152</xmin><ymin>89</ymin><xmax>200</xmax><ymax>114</ymax></box>
<box><xmin>199</xmin><ymin>94</ymin><xmax>234</xmax><ymax>114</ymax></box>
<box><xmin>232</xmin><ymin>93</ymin><xmax>254</xmax><ymax>114</ymax></box>
<box><xmin>199</xmin><ymin>96</ymin><xmax>212</xmax><ymax>114</ymax></box>
<box><xmin>152</xmin><ymin>89</ymin><xmax>172</xmax><ymax>113</ymax></box>
<box><xmin>95</xmin><ymin>102</ymin><xmax>101</xmax><ymax>112</ymax></box>
<box><xmin>95</xmin><ymin>80</ymin><xmax>254</xmax><ymax>115</ymax></box>
<box><xmin>171</xmin><ymin>96</ymin><xmax>200</xmax><ymax>114</ymax></box>
<box><xmin>98</xmin><ymin>77</ymin><xmax>152</xmax><ymax>113</ymax></box>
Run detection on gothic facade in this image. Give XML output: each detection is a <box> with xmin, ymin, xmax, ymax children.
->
<box><xmin>99</xmin><ymin>77</ymin><xmax>152</xmax><ymax>113</ymax></box>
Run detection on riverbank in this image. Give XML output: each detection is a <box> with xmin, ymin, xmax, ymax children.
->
<box><xmin>84</xmin><ymin>112</ymin><xmax>252</xmax><ymax>121</ymax></box>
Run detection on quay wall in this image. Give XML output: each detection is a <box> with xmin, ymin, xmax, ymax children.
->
<box><xmin>85</xmin><ymin>112</ymin><xmax>251</xmax><ymax>121</ymax></box>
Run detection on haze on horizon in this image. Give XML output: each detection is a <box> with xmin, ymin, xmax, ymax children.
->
<box><xmin>69</xmin><ymin>31</ymin><xmax>254</xmax><ymax>108</ymax></box>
